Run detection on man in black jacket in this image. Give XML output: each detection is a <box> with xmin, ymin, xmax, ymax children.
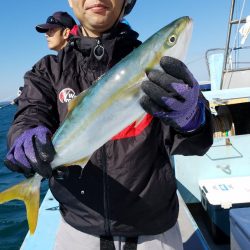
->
<box><xmin>4</xmin><ymin>0</ymin><xmax>213</xmax><ymax>249</ymax></box>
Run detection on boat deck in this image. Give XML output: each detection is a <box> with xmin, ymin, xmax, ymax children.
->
<box><xmin>20</xmin><ymin>190</ymin><xmax>60</xmax><ymax>250</ymax></box>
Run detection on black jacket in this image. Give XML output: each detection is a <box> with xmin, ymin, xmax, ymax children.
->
<box><xmin>7</xmin><ymin>23</ymin><xmax>213</xmax><ymax>236</ymax></box>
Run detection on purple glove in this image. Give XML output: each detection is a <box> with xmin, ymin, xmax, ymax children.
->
<box><xmin>140</xmin><ymin>56</ymin><xmax>205</xmax><ymax>132</ymax></box>
<box><xmin>4</xmin><ymin>125</ymin><xmax>55</xmax><ymax>178</ymax></box>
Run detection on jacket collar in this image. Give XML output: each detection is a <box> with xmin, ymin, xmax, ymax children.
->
<box><xmin>68</xmin><ymin>22</ymin><xmax>140</xmax><ymax>53</ymax></box>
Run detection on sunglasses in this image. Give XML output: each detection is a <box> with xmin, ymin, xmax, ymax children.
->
<box><xmin>46</xmin><ymin>16</ymin><xmax>65</xmax><ymax>27</ymax></box>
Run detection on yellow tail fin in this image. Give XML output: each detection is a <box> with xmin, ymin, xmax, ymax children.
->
<box><xmin>0</xmin><ymin>174</ymin><xmax>42</xmax><ymax>234</ymax></box>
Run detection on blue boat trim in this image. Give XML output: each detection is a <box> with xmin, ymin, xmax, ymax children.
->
<box><xmin>20</xmin><ymin>190</ymin><xmax>60</xmax><ymax>250</ymax></box>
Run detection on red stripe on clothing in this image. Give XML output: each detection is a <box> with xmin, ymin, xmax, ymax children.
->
<box><xmin>112</xmin><ymin>114</ymin><xmax>153</xmax><ymax>140</ymax></box>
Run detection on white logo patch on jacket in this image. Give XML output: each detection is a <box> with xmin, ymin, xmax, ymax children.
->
<box><xmin>59</xmin><ymin>88</ymin><xmax>76</xmax><ymax>103</ymax></box>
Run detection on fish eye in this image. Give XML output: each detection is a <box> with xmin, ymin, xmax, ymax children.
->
<box><xmin>167</xmin><ymin>35</ymin><xmax>177</xmax><ymax>46</ymax></box>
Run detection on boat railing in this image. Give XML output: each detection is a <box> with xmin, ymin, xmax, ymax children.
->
<box><xmin>206</xmin><ymin>46</ymin><xmax>250</xmax><ymax>90</ymax></box>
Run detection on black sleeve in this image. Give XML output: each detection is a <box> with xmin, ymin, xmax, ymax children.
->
<box><xmin>7</xmin><ymin>55</ymin><xmax>60</xmax><ymax>147</ymax></box>
<box><xmin>163</xmin><ymin>95</ymin><xmax>214</xmax><ymax>156</ymax></box>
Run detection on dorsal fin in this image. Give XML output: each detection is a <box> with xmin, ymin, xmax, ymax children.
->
<box><xmin>67</xmin><ymin>89</ymin><xmax>88</xmax><ymax>113</ymax></box>
<box><xmin>67</xmin><ymin>74</ymin><xmax>105</xmax><ymax>113</ymax></box>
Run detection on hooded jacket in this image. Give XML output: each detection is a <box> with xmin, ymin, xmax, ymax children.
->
<box><xmin>7</xmin><ymin>23</ymin><xmax>213</xmax><ymax>236</ymax></box>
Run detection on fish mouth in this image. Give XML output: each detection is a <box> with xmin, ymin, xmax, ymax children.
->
<box><xmin>175</xmin><ymin>16</ymin><xmax>193</xmax><ymax>37</ymax></box>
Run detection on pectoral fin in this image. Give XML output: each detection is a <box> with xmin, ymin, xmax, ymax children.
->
<box><xmin>68</xmin><ymin>89</ymin><xmax>88</xmax><ymax>113</ymax></box>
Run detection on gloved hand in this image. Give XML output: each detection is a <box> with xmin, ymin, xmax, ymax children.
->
<box><xmin>4</xmin><ymin>125</ymin><xmax>55</xmax><ymax>178</ymax></box>
<box><xmin>140</xmin><ymin>56</ymin><xmax>205</xmax><ymax>132</ymax></box>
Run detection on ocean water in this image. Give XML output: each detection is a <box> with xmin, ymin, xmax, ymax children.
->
<box><xmin>0</xmin><ymin>104</ymin><xmax>48</xmax><ymax>250</ymax></box>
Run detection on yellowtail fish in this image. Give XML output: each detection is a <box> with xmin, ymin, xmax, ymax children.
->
<box><xmin>0</xmin><ymin>16</ymin><xmax>193</xmax><ymax>234</ymax></box>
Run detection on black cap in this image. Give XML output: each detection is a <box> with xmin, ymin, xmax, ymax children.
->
<box><xmin>36</xmin><ymin>11</ymin><xmax>76</xmax><ymax>33</ymax></box>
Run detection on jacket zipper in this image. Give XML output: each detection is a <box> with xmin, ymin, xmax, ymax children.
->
<box><xmin>93</xmin><ymin>39</ymin><xmax>105</xmax><ymax>61</ymax></box>
<box><xmin>101</xmin><ymin>145</ymin><xmax>111</xmax><ymax>235</ymax></box>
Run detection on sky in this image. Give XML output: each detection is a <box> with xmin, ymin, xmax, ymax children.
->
<box><xmin>0</xmin><ymin>0</ymin><xmax>250</xmax><ymax>101</ymax></box>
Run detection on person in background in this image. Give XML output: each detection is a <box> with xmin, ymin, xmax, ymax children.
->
<box><xmin>36</xmin><ymin>11</ymin><xmax>76</xmax><ymax>51</ymax></box>
<box><xmin>4</xmin><ymin>1</ymin><xmax>213</xmax><ymax>249</ymax></box>
<box><xmin>13</xmin><ymin>12</ymin><xmax>76</xmax><ymax>106</ymax></box>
